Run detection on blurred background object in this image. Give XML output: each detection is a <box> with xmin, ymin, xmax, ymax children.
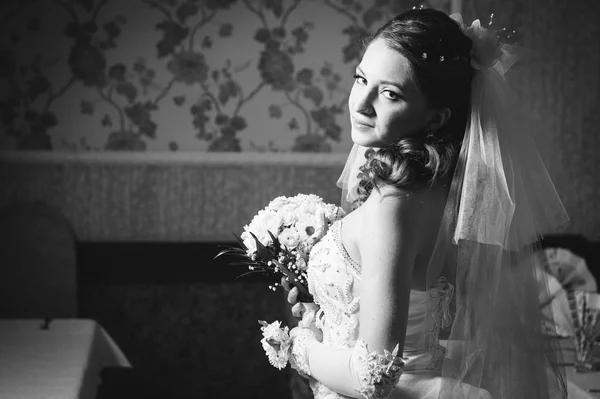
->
<box><xmin>0</xmin><ymin>201</ymin><xmax>77</xmax><ymax>318</ymax></box>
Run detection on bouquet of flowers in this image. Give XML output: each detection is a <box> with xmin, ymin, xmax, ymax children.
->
<box><xmin>258</xmin><ymin>317</ymin><xmax>322</xmax><ymax>372</ymax></box>
<box><xmin>258</xmin><ymin>320</ymin><xmax>292</xmax><ymax>370</ymax></box>
<box><xmin>216</xmin><ymin>193</ymin><xmax>345</xmax><ymax>303</ymax></box>
<box><xmin>217</xmin><ymin>194</ymin><xmax>344</xmax><ymax>370</ymax></box>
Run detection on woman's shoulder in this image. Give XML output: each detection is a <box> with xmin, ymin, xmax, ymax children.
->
<box><xmin>358</xmin><ymin>183</ymin><xmax>448</xmax><ymax>251</ymax></box>
<box><xmin>362</xmin><ymin>183</ymin><xmax>448</xmax><ymax>222</ymax></box>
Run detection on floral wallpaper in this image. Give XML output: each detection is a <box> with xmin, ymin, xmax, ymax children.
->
<box><xmin>0</xmin><ymin>0</ymin><xmax>454</xmax><ymax>153</ymax></box>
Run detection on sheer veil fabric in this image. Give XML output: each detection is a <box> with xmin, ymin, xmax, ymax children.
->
<box><xmin>336</xmin><ymin>14</ymin><xmax>569</xmax><ymax>399</ymax></box>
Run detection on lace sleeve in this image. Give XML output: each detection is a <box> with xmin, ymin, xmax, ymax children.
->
<box><xmin>289</xmin><ymin>327</ymin><xmax>405</xmax><ymax>399</ymax></box>
<box><xmin>289</xmin><ymin>327</ymin><xmax>316</xmax><ymax>378</ymax></box>
<box><xmin>354</xmin><ymin>339</ymin><xmax>404</xmax><ymax>399</ymax></box>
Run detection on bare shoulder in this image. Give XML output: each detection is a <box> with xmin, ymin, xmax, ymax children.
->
<box><xmin>360</xmin><ymin>184</ymin><xmax>448</xmax><ymax>248</ymax></box>
<box><xmin>362</xmin><ymin>184</ymin><xmax>446</xmax><ymax>224</ymax></box>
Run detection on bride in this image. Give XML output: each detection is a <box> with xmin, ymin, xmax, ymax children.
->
<box><xmin>282</xmin><ymin>8</ymin><xmax>569</xmax><ymax>399</ymax></box>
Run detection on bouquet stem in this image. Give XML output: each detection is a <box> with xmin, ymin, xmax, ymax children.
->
<box><xmin>272</xmin><ymin>259</ymin><xmax>313</xmax><ymax>302</ymax></box>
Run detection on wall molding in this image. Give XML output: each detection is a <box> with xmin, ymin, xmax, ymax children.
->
<box><xmin>0</xmin><ymin>151</ymin><xmax>347</xmax><ymax>242</ymax></box>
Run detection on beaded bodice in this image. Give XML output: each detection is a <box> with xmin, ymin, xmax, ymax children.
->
<box><xmin>307</xmin><ymin>219</ymin><xmax>454</xmax><ymax>372</ymax></box>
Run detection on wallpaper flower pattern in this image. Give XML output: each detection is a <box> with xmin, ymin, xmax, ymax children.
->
<box><xmin>0</xmin><ymin>0</ymin><xmax>452</xmax><ymax>153</ymax></box>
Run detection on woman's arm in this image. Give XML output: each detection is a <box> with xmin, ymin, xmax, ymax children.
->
<box><xmin>290</xmin><ymin>188</ymin><xmax>423</xmax><ymax>398</ymax></box>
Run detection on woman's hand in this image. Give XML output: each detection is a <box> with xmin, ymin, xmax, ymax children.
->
<box><xmin>281</xmin><ymin>276</ymin><xmax>300</xmax><ymax>304</ymax></box>
<box><xmin>281</xmin><ymin>277</ymin><xmax>319</xmax><ymax>324</ymax></box>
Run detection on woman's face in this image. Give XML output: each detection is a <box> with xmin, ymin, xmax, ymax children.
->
<box><xmin>348</xmin><ymin>38</ymin><xmax>434</xmax><ymax>147</ymax></box>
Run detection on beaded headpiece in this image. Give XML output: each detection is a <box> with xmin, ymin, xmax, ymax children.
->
<box><xmin>412</xmin><ymin>9</ymin><xmax>517</xmax><ymax>69</ymax></box>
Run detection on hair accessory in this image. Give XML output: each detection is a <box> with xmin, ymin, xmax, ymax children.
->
<box><xmin>450</xmin><ymin>14</ymin><xmax>519</xmax><ymax>71</ymax></box>
<box><xmin>422</xmin><ymin>52</ymin><xmax>428</xmax><ymax>60</ymax></box>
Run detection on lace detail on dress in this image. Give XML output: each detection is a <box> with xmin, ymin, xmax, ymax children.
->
<box><xmin>290</xmin><ymin>327</ymin><xmax>318</xmax><ymax>378</ymax></box>
<box><xmin>402</xmin><ymin>277</ymin><xmax>455</xmax><ymax>373</ymax></box>
<box><xmin>354</xmin><ymin>340</ymin><xmax>405</xmax><ymax>399</ymax></box>
<box><xmin>305</xmin><ymin>218</ymin><xmax>456</xmax><ymax>398</ymax></box>
<box><xmin>331</xmin><ymin>220</ymin><xmax>361</xmax><ymax>274</ymax></box>
<box><xmin>425</xmin><ymin>277</ymin><xmax>454</xmax><ymax>371</ymax></box>
<box><xmin>307</xmin><ymin>221</ymin><xmax>361</xmax><ymax>349</ymax></box>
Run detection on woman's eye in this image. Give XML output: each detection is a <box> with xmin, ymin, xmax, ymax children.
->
<box><xmin>353</xmin><ymin>74</ymin><xmax>366</xmax><ymax>85</ymax></box>
<box><xmin>382</xmin><ymin>90</ymin><xmax>399</xmax><ymax>101</ymax></box>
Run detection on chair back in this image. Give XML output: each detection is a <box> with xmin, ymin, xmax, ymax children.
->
<box><xmin>0</xmin><ymin>202</ymin><xmax>78</xmax><ymax>318</ymax></box>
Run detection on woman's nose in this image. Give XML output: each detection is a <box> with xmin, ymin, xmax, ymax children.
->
<box><xmin>352</xmin><ymin>89</ymin><xmax>375</xmax><ymax>116</ymax></box>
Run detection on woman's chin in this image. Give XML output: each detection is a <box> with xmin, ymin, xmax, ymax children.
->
<box><xmin>351</xmin><ymin>129</ymin><xmax>381</xmax><ymax>148</ymax></box>
<box><xmin>351</xmin><ymin>129</ymin><xmax>372</xmax><ymax>147</ymax></box>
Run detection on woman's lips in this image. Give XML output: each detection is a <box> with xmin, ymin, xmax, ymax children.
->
<box><xmin>351</xmin><ymin>116</ymin><xmax>373</xmax><ymax>129</ymax></box>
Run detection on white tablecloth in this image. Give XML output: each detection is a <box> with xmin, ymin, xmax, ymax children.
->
<box><xmin>0</xmin><ymin>319</ymin><xmax>131</xmax><ymax>399</ymax></box>
<box><xmin>561</xmin><ymin>338</ymin><xmax>600</xmax><ymax>399</ymax></box>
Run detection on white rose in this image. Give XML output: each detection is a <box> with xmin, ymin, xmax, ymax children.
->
<box><xmin>293</xmin><ymin>207</ymin><xmax>309</xmax><ymax>223</ymax></box>
<box><xmin>250</xmin><ymin>210</ymin><xmax>280</xmax><ymax>240</ymax></box>
<box><xmin>280</xmin><ymin>204</ymin><xmax>300</xmax><ymax>225</ymax></box>
<box><xmin>304</xmin><ymin>194</ymin><xmax>323</xmax><ymax>204</ymax></box>
<box><xmin>265</xmin><ymin>211</ymin><xmax>283</xmax><ymax>236</ymax></box>
<box><xmin>246</xmin><ymin>225</ymin><xmax>272</xmax><ymax>249</ymax></box>
<box><xmin>269</xmin><ymin>196</ymin><xmax>290</xmax><ymax>211</ymax></box>
<box><xmin>241</xmin><ymin>231</ymin><xmax>257</xmax><ymax>254</ymax></box>
<box><xmin>278</xmin><ymin>207</ymin><xmax>298</xmax><ymax>226</ymax></box>
<box><xmin>298</xmin><ymin>201</ymin><xmax>317</xmax><ymax>215</ymax></box>
<box><xmin>294</xmin><ymin>194</ymin><xmax>308</xmax><ymax>202</ymax></box>
<box><xmin>249</xmin><ymin>210</ymin><xmax>269</xmax><ymax>230</ymax></box>
<box><xmin>325</xmin><ymin>204</ymin><xmax>344</xmax><ymax>221</ymax></box>
<box><xmin>256</xmin><ymin>229</ymin><xmax>273</xmax><ymax>247</ymax></box>
<box><xmin>280</xmin><ymin>203</ymin><xmax>297</xmax><ymax>214</ymax></box>
<box><xmin>278</xmin><ymin>228</ymin><xmax>301</xmax><ymax>250</ymax></box>
<box><xmin>296</xmin><ymin>257</ymin><xmax>307</xmax><ymax>272</ymax></box>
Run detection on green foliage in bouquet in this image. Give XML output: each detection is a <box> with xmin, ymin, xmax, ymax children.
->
<box><xmin>216</xmin><ymin>193</ymin><xmax>344</xmax><ymax>303</ymax></box>
<box><xmin>215</xmin><ymin>230</ymin><xmax>314</xmax><ymax>303</ymax></box>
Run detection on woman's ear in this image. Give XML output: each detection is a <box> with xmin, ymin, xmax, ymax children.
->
<box><xmin>427</xmin><ymin>108</ymin><xmax>452</xmax><ymax>132</ymax></box>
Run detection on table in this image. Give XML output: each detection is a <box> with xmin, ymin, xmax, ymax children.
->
<box><xmin>0</xmin><ymin>319</ymin><xmax>131</xmax><ymax>399</ymax></box>
<box><xmin>560</xmin><ymin>338</ymin><xmax>600</xmax><ymax>399</ymax></box>
<box><xmin>440</xmin><ymin>338</ymin><xmax>600</xmax><ymax>398</ymax></box>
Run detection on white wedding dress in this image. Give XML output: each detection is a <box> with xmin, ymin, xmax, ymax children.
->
<box><xmin>306</xmin><ymin>219</ymin><xmax>488</xmax><ymax>399</ymax></box>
